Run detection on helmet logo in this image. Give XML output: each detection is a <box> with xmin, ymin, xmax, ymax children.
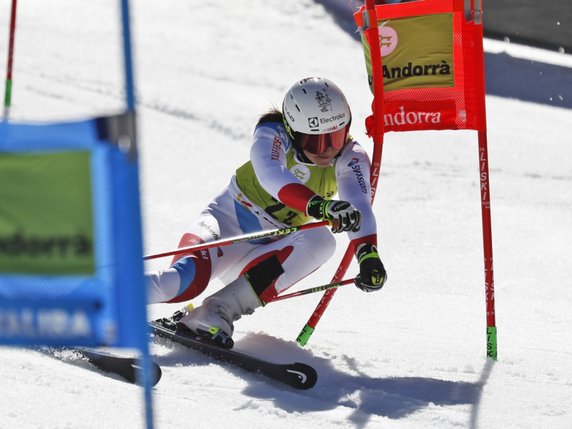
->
<box><xmin>307</xmin><ymin>117</ymin><xmax>319</xmax><ymax>129</ymax></box>
<box><xmin>315</xmin><ymin>90</ymin><xmax>332</xmax><ymax>112</ymax></box>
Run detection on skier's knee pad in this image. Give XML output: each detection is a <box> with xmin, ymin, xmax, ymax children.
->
<box><xmin>244</xmin><ymin>254</ymin><xmax>285</xmax><ymax>305</ymax></box>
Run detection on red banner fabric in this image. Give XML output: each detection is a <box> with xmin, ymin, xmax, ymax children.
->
<box><xmin>355</xmin><ymin>0</ymin><xmax>487</xmax><ymax>133</ymax></box>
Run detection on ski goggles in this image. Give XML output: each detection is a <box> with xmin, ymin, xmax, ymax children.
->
<box><xmin>295</xmin><ymin>125</ymin><xmax>350</xmax><ymax>155</ymax></box>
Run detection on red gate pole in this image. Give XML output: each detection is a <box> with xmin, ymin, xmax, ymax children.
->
<box><xmin>479</xmin><ymin>132</ymin><xmax>497</xmax><ymax>360</ymax></box>
<box><xmin>296</xmin><ymin>0</ymin><xmax>386</xmax><ymax>346</ymax></box>
<box><xmin>472</xmin><ymin>0</ymin><xmax>497</xmax><ymax>360</ymax></box>
<box><xmin>3</xmin><ymin>0</ymin><xmax>18</xmax><ymax>120</ymax></box>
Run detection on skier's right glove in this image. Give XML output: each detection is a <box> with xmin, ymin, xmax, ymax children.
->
<box><xmin>307</xmin><ymin>195</ymin><xmax>361</xmax><ymax>233</ymax></box>
<box><xmin>354</xmin><ymin>243</ymin><xmax>387</xmax><ymax>292</ymax></box>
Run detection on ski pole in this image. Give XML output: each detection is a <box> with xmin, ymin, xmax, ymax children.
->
<box><xmin>268</xmin><ymin>278</ymin><xmax>354</xmax><ymax>303</ymax></box>
<box><xmin>143</xmin><ymin>220</ymin><xmax>329</xmax><ymax>261</ymax></box>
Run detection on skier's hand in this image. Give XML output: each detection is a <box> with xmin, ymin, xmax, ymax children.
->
<box><xmin>307</xmin><ymin>195</ymin><xmax>361</xmax><ymax>233</ymax></box>
<box><xmin>354</xmin><ymin>244</ymin><xmax>387</xmax><ymax>292</ymax></box>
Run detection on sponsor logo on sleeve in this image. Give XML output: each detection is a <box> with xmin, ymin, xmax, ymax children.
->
<box><xmin>271</xmin><ymin>136</ymin><xmax>282</xmax><ymax>161</ymax></box>
<box><xmin>347</xmin><ymin>158</ymin><xmax>368</xmax><ymax>194</ymax></box>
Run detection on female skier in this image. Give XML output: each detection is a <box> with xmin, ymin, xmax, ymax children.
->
<box><xmin>147</xmin><ymin>77</ymin><xmax>387</xmax><ymax>348</ymax></box>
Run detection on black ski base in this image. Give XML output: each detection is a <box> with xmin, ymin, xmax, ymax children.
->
<box><xmin>77</xmin><ymin>348</ymin><xmax>162</xmax><ymax>386</ymax></box>
<box><xmin>150</xmin><ymin>320</ymin><xmax>317</xmax><ymax>390</ymax></box>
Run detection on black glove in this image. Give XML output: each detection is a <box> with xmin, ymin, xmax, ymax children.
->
<box><xmin>354</xmin><ymin>244</ymin><xmax>387</xmax><ymax>292</ymax></box>
<box><xmin>307</xmin><ymin>195</ymin><xmax>361</xmax><ymax>233</ymax></box>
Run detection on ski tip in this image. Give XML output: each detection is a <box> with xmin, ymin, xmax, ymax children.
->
<box><xmin>127</xmin><ymin>361</ymin><xmax>163</xmax><ymax>386</ymax></box>
<box><xmin>129</xmin><ymin>362</ymin><xmax>163</xmax><ymax>386</ymax></box>
<box><xmin>150</xmin><ymin>363</ymin><xmax>163</xmax><ymax>386</ymax></box>
<box><xmin>287</xmin><ymin>362</ymin><xmax>318</xmax><ymax>390</ymax></box>
<box><xmin>144</xmin><ymin>362</ymin><xmax>163</xmax><ymax>387</ymax></box>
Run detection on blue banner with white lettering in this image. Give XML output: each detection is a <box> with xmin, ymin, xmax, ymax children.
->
<box><xmin>0</xmin><ymin>114</ymin><xmax>147</xmax><ymax>348</ymax></box>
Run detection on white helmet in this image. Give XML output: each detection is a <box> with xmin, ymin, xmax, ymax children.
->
<box><xmin>282</xmin><ymin>77</ymin><xmax>351</xmax><ymax>155</ymax></box>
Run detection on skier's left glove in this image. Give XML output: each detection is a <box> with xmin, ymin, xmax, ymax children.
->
<box><xmin>354</xmin><ymin>244</ymin><xmax>387</xmax><ymax>292</ymax></box>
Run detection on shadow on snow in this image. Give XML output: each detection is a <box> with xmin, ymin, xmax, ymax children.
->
<box><xmin>153</xmin><ymin>332</ymin><xmax>495</xmax><ymax>428</ymax></box>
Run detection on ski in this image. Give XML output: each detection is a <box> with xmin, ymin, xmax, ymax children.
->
<box><xmin>75</xmin><ymin>348</ymin><xmax>162</xmax><ymax>386</ymax></box>
<box><xmin>149</xmin><ymin>320</ymin><xmax>317</xmax><ymax>390</ymax></box>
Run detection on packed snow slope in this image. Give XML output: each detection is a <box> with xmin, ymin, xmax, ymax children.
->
<box><xmin>1</xmin><ymin>1</ymin><xmax>571</xmax><ymax>428</ymax></box>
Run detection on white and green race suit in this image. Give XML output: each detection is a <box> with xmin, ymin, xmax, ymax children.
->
<box><xmin>146</xmin><ymin>120</ymin><xmax>379</xmax><ymax>305</ymax></box>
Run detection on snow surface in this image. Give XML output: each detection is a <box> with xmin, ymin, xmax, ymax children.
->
<box><xmin>1</xmin><ymin>0</ymin><xmax>572</xmax><ymax>428</ymax></box>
